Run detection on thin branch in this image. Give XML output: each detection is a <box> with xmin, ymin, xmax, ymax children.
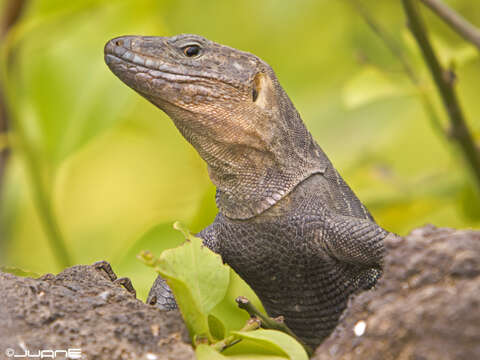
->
<box><xmin>402</xmin><ymin>0</ymin><xmax>480</xmax><ymax>189</ymax></box>
<box><xmin>0</xmin><ymin>0</ymin><xmax>27</xmax><ymax>37</ymax></box>
<box><xmin>235</xmin><ymin>296</ymin><xmax>313</xmax><ymax>356</ymax></box>
<box><xmin>212</xmin><ymin>318</ymin><xmax>261</xmax><ymax>352</ymax></box>
<box><xmin>0</xmin><ymin>0</ymin><xmax>28</xmax><ymax>261</ymax></box>
<box><xmin>0</xmin><ymin>1</ymin><xmax>73</xmax><ymax>268</ymax></box>
<box><xmin>420</xmin><ymin>0</ymin><xmax>480</xmax><ymax>51</ymax></box>
<box><xmin>346</xmin><ymin>0</ymin><xmax>446</xmax><ymax>138</ymax></box>
<box><xmin>0</xmin><ymin>0</ymin><xmax>28</xmax><ymax>191</ymax></box>
<box><xmin>347</xmin><ymin>0</ymin><xmax>420</xmax><ymax>84</ymax></box>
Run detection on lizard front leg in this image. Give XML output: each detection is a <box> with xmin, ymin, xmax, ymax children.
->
<box><xmin>146</xmin><ymin>275</ymin><xmax>177</xmax><ymax>309</ymax></box>
<box><xmin>147</xmin><ymin>223</ymin><xmax>219</xmax><ymax>310</ymax></box>
<box><xmin>320</xmin><ymin>212</ymin><xmax>388</xmax><ymax>268</ymax></box>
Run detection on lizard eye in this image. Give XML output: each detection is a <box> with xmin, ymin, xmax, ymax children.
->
<box><xmin>183</xmin><ymin>45</ymin><xmax>201</xmax><ymax>57</ymax></box>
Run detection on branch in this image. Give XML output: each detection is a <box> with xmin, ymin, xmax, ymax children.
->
<box><xmin>235</xmin><ymin>296</ymin><xmax>313</xmax><ymax>356</ymax></box>
<box><xmin>0</xmin><ymin>0</ymin><xmax>27</xmax><ymax>37</ymax></box>
<box><xmin>0</xmin><ymin>0</ymin><xmax>28</xmax><ymax>259</ymax></box>
<box><xmin>0</xmin><ymin>0</ymin><xmax>28</xmax><ymax>186</ymax></box>
<box><xmin>346</xmin><ymin>0</ymin><xmax>420</xmax><ymax>84</ymax></box>
<box><xmin>346</xmin><ymin>0</ymin><xmax>446</xmax><ymax>141</ymax></box>
<box><xmin>420</xmin><ymin>0</ymin><xmax>480</xmax><ymax>51</ymax></box>
<box><xmin>0</xmin><ymin>0</ymin><xmax>73</xmax><ymax>268</ymax></box>
<box><xmin>212</xmin><ymin>318</ymin><xmax>261</xmax><ymax>352</ymax></box>
<box><xmin>402</xmin><ymin>0</ymin><xmax>480</xmax><ymax>189</ymax></box>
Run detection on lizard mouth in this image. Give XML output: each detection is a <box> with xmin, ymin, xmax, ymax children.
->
<box><xmin>104</xmin><ymin>36</ymin><xmax>245</xmax><ymax>93</ymax></box>
<box><xmin>104</xmin><ymin>37</ymin><xmax>204</xmax><ymax>83</ymax></box>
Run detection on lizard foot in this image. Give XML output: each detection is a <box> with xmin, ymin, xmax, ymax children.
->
<box><xmin>114</xmin><ymin>277</ymin><xmax>136</xmax><ymax>298</ymax></box>
<box><xmin>92</xmin><ymin>260</ymin><xmax>136</xmax><ymax>298</ymax></box>
<box><xmin>147</xmin><ymin>274</ymin><xmax>178</xmax><ymax>310</ymax></box>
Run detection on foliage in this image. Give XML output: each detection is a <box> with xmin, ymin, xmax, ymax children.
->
<box><xmin>1</xmin><ymin>0</ymin><xmax>480</xmax><ymax>307</ymax></box>
<box><xmin>0</xmin><ymin>265</ymin><xmax>39</xmax><ymax>278</ymax></box>
<box><xmin>139</xmin><ymin>223</ymin><xmax>308</xmax><ymax>359</ymax></box>
<box><xmin>140</xmin><ymin>222</ymin><xmax>230</xmax><ymax>341</ymax></box>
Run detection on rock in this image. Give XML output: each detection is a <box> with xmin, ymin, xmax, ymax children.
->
<box><xmin>2</xmin><ymin>226</ymin><xmax>479</xmax><ymax>360</ymax></box>
<box><xmin>313</xmin><ymin>225</ymin><xmax>480</xmax><ymax>360</ymax></box>
<box><xmin>0</xmin><ymin>264</ymin><xmax>194</xmax><ymax>360</ymax></box>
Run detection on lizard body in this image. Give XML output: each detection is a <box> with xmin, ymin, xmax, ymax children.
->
<box><xmin>105</xmin><ymin>34</ymin><xmax>388</xmax><ymax>348</ymax></box>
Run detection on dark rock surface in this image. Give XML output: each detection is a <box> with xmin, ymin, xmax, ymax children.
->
<box><xmin>0</xmin><ymin>265</ymin><xmax>194</xmax><ymax>360</ymax></box>
<box><xmin>1</xmin><ymin>226</ymin><xmax>479</xmax><ymax>360</ymax></box>
<box><xmin>313</xmin><ymin>225</ymin><xmax>480</xmax><ymax>360</ymax></box>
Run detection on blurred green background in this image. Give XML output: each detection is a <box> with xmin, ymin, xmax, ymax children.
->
<box><xmin>1</xmin><ymin>0</ymin><xmax>480</xmax><ymax>301</ymax></box>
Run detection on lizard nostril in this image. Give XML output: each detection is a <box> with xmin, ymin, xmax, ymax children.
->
<box><xmin>115</xmin><ymin>39</ymin><xmax>123</xmax><ymax>47</ymax></box>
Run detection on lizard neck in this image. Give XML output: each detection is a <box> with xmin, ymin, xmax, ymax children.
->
<box><xmin>213</xmin><ymin>161</ymin><xmax>326</xmax><ymax>219</ymax></box>
<box><xmin>159</xmin><ymin>77</ymin><xmax>331</xmax><ymax>220</ymax></box>
<box><xmin>207</xmin><ymin>92</ymin><xmax>330</xmax><ymax>220</ymax></box>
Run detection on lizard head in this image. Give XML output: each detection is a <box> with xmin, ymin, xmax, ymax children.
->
<box><xmin>105</xmin><ymin>34</ymin><xmax>282</xmax><ymax>152</ymax></box>
<box><xmin>105</xmin><ymin>34</ymin><xmax>325</xmax><ymax>219</ymax></box>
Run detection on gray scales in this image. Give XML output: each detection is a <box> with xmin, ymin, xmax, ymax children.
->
<box><xmin>104</xmin><ymin>34</ymin><xmax>390</xmax><ymax>348</ymax></box>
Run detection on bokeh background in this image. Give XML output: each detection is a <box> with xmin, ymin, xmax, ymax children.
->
<box><xmin>1</xmin><ymin>0</ymin><xmax>480</xmax><ymax>300</ymax></box>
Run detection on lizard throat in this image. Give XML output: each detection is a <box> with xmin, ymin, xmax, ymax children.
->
<box><xmin>210</xmin><ymin>144</ymin><xmax>329</xmax><ymax>220</ymax></box>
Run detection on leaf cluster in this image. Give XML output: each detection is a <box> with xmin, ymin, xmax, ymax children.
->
<box><xmin>138</xmin><ymin>222</ymin><xmax>309</xmax><ymax>360</ymax></box>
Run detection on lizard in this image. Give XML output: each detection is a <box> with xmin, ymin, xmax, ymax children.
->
<box><xmin>104</xmin><ymin>34</ymin><xmax>389</xmax><ymax>348</ymax></box>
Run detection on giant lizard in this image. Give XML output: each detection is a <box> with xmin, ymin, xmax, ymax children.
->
<box><xmin>104</xmin><ymin>34</ymin><xmax>389</xmax><ymax>348</ymax></box>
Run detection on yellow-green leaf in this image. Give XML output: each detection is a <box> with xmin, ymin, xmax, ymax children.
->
<box><xmin>196</xmin><ymin>344</ymin><xmax>229</xmax><ymax>360</ymax></box>
<box><xmin>230</xmin><ymin>330</ymin><xmax>308</xmax><ymax>360</ymax></box>
<box><xmin>208</xmin><ymin>314</ymin><xmax>227</xmax><ymax>340</ymax></box>
<box><xmin>157</xmin><ymin>231</ymin><xmax>230</xmax><ymax>340</ymax></box>
<box><xmin>196</xmin><ymin>344</ymin><xmax>288</xmax><ymax>360</ymax></box>
<box><xmin>342</xmin><ymin>66</ymin><xmax>411</xmax><ymax>108</ymax></box>
<box><xmin>0</xmin><ymin>266</ymin><xmax>40</xmax><ymax>278</ymax></box>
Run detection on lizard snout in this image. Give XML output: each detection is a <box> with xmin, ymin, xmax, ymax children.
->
<box><xmin>104</xmin><ymin>36</ymin><xmax>135</xmax><ymax>59</ymax></box>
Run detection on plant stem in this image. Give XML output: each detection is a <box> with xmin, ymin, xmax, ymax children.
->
<box><xmin>346</xmin><ymin>0</ymin><xmax>446</xmax><ymax>139</ymax></box>
<box><xmin>0</xmin><ymin>5</ymin><xmax>73</xmax><ymax>269</ymax></box>
<box><xmin>347</xmin><ymin>0</ymin><xmax>420</xmax><ymax>84</ymax></box>
<box><xmin>235</xmin><ymin>296</ymin><xmax>313</xmax><ymax>356</ymax></box>
<box><xmin>212</xmin><ymin>318</ymin><xmax>261</xmax><ymax>352</ymax></box>
<box><xmin>0</xmin><ymin>0</ymin><xmax>28</xmax><ymax>255</ymax></box>
<box><xmin>402</xmin><ymin>0</ymin><xmax>480</xmax><ymax>190</ymax></box>
<box><xmin>420</xmin><ymin>0</ymin><xmax>480</xmax><ymax>51</ymax></box>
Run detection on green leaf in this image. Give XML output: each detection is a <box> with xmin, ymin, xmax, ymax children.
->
<box><xmin>431</xmin><ymin>35</ymin><xmax>479</xmax><ymax>68</ymax></box>
<box><xmin>196</xmin><ymin>344</ymin><xmax>288</xmax><ymax>360</ymax></box>
<box><xmin>227</xmin><ymin>356</ymin><xmax>288</xmax><ymax>360</ymax></box>
<box><xmin>402</xmin><ymin>29</ymin><xmax>479</xmax><ymax>70</ymax></box>
<box><xmin>0</xmin><ymin>266</ymin><xmax>40</xmax><ymax>278</ymax></box>
<box><xmin>342</xmin><ymin>66</ymin><xmax>411</xmax><ymax>109</ymax></box>
<box><xmin>173</xmin><ymin>220</ymin><xmax>197</xmax><ymax>241</ymax></box>
<box><xmin>208</xmin><ymin>314</ymin><xmax>227</xmax><ymax>340</ymax></box>
<box><xmin>117</xmin><ymin>222</ymin><xmax>185</xmax><ymax>300</ymax></box>
<box><xmin>230</xmin><ymin>330</ymin><xmax>308</xmax><ymax>360</ymax></box>
<box><xmin>157</xmin><ymin>228</ymin><xmax>230</xmax><ymax>340</ymax></box>
<box><xmin>196</xmin><ymin>344</ymin><xmax>229</xmax><ymax>360</ymax></box>
<box><xmin>210</xmin><ymin>267</ymin><xmax>265</xmax><ymax>333</ymax></box>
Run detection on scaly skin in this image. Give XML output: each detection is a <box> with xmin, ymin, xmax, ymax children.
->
<box><xmin>104</xmin><ymin>34</ymin><xmax>389</xmax><ymax>348</ymax></box>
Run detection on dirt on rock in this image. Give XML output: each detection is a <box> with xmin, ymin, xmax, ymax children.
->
<box><xmin>313</xmin><ymin>225</ymin><xmax>480</xmax><ymax>360</ymax></box>
<box><xmin>0</xmin><ymin>264</ymin><xmax>194</xmax><ymax>360</ymax></box>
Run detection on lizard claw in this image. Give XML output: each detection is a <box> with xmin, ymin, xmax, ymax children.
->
<box><xmin>92</xmin><ymin>260</ymin><xmax>136</xmax><ymax>298</ymax></box>
<box><xmin>114</xmin><ymin>277</ymin><xmax>137</xmax><ymax>298</ymax></box>
<box><xmin>93</xmin><ymin>260</ymin><xmax>117</xmax><ymax>281</ymax></box>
